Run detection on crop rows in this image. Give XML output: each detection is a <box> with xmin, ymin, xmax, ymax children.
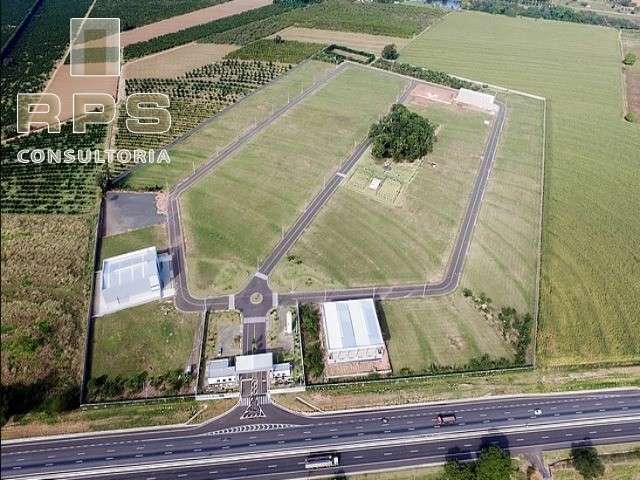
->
<box><xmin>123</xmin><ymin>3</ymin><xmax>292</xmax><ymax>60</ymax></box>
<box><xmin>1</xmin><ymin>123</ymin><xmax>106</xmax><ymax>214</ymax></box>
<box><xmin>112</xmin><ymin>60</ymin><xmax>289</xmax><ymax>177</ymax></box>
<box><xmin>91</xmin><ymin>0</ymin><xmax>229</xmax><ymax>31</ymax></box>
<box><xmin>1</xmin><ymin>0</ymin><xmax>93</xmax><ymax>138</ymax></box>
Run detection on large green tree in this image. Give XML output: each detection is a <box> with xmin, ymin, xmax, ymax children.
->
<box><xmin>571</xmin><ymin>447</ymin><xmax>605</xmax><ymax>480</ymax></box>
<box><xmin>442</xmin><ymin>445</ymin><xmax>514</xmax><ymax>480</ymax></box>
<box><xmin>368</xmin><ymin>103</ymin><xmax>436</xmax><ymax>162</ymax></box>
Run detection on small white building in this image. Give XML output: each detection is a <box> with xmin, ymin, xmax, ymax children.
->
<box><xmin>321</xmin><ymin>299</ymin><xmax>386</xmax><ymax>363</ymax></box>
<box><xmin>99</xmin><ymin>247</ymin><xmax>161</xmax><ymax>314</ymax></box>
<box><xmin>206</xmin><ymin>358</ymin><xmax>237</xmax><ymax>385</ymax></box>
<box><xmin>455</xmin><ymin>88</ymin><xmax>498</xmax><ymax>112</ymax></box>
<box><xmin>206</xmin><ymin>353</ymin><xmax>291</xmax><ymax>385</ymax></box>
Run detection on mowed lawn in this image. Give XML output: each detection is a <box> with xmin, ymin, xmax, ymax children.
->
<box><xmin>92</xmin><ymin>301</ymin><xmax>198</xmax><ymax>377</ymax></box>
<box><xmin>400</xmin><ymin>12</ymin><xmax>640</xmax><ymax>365</ymax></box>
<box><xmin>122</xmin><ymin>61</ymin><xmax>334</xmax><ymax>190</ymax></box>
<box><xmin>460</xmin><ymin>93</ymin><xmax>545</xmax><ymax>315</ymax></box>
<box><xmin>270</xmin><ymin>102</ymin><xmax>491</xmax><ymax>290</ymax></box>
<box><xmin>99</xmin><ymin>225</ymin><xmax>167</xmax><ymax>263</ymax></box>
<box><xmin>183</xmin><ymin>65</ymin><xmax>409</xmax><ymax>295</ymax></box>
<box><xmin>382</xmin><ymin>297</ymin><xmax>514</xmax><ymax>373</ymax></box>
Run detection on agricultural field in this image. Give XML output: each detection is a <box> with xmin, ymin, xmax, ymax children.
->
<box><xmin>121</xmin><ymin>60</ymin><xmax>334</xmax><ymax>190</ymax></box>
<box><xmin>124</xmin><ymin>43</ymin><xmax>239</xmax><ymax>79</ymax></box>
<box><xmin>99</xmin><ymin>225</ymin><xmax>167</xmax><ymax>264</ymax></box>
<box><xmin>1</xmin><ymin>124</ymin><xmax>107</xmax><ymax>214</ymax></box>
<box><xmin>225</xmin><ymin>38</ymin><xmax>324</xmax><ymax>63</ymax></box>
<box><xmin>382</xmin><ymin>296</ymin><xmax>515</xmax><ymax>375</ymax></box>
<box><xmin>269</xmin><ymin>27</ymin><xmax>410</xmax><ymax>55</ymax></box>
<box><xmin>182</xmin><ymin>64</ymin><xmax>409</xmax><ymax>296</ymax></box>
<box><xmin>41</xmin><ymin>64</ymin><xmax>118</xmax><ymax>123</ymax></box>
<box><xmin>112</xmin><ymin>59</ymin><xmax>290</xmax><ymax>178</ymax></box>
<box><xmin>125</xmin><ymin>0</ymin><xmax>444</xmax><ymax>59</ymax></box>
<box><xmin>1</xmin><ymin>214</ymin><xmax>94</xmax><ymax>423</ymax></box>
<box><xmin>270</xmin><ymin>101</ymin><xmax>493</xmax><ymax>290</ymax></box>
<box><xmin>123</xmin><ymin>2</ymin><xmax>290</xmax><ymax>60</ymax></box>
<box><xmin>91</xmin><ymin>0</ymin><xmax>231</xmax><ymax>32</ymax></box>
<box><xmin>400</xmin><ymin>11</ymin><xmax>640</xmax><ymax>366</ymax></box>
<box><xmin>0</xmin><ymin>0</ymin><xmax>93</xmax><ymax>137</ymax></box>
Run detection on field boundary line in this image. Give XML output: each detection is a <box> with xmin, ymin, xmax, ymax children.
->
<box><xmin>618</xmin><ymin>30</ymin><xmax>630</xmax><ymax>117</ymax></box>
<box><xmin>532</xmin><ymin>96</ymin><xmax>547</xmax><ymax>368</ymax></box>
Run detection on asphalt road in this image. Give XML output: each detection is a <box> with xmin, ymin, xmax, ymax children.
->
<box><xmin>257</xmin><ymin>80</ymin><xmax>417</xmax><ymax>277</ymax></box>
<box><xmin>3</xmin><ymin>390</ymin><xmax>639</xmax><ymax>479</ymax></box>
<box><xmin>165</xmin><ymin>63</ymin><xmax>350</xmax><ymax>313</ymax></box>
<box><xmin>162</xmin><ymin>70</ymin><xmax>507</xmax><ymax>315</ymax></box>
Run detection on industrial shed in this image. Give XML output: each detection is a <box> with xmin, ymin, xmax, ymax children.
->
<box><xmin>321</xmin><ymin>299</ymin><xmax>386</xmax><ymax>363</ymax></box>
<box><xmin>99</xmin><ymin>246</ymin><xmax>161</xmax><ymax>314</ymax></box>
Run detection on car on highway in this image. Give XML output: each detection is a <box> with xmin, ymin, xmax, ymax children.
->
<box><xmin>534</xmin><ymin>409</ymin><xmax>543</xmax><ymax>416</ymax></box>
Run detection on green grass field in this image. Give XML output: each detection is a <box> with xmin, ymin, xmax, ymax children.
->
<box><xmin>382</xmin><ymin>296</ymin><xmax>514</xmax><ymax>374</ymax></box>
<box><xmin>182</xmin><ymin>64</ymin><xmax>409</xmax><ymax>296</ymax></box>
<box><xmin>122</xmin><ymin>61</ymin><xmax>334</xmax><ymax>190</ymax></box>
<box><xmin>99</xmin><ymin>225</ymin><xmax>167</xmax><ymax>263</ymax></box>
<box><xmin>400</xmin><ymin>11</ymin><xmax>640</xmax><ymax>366</ymax></box>
<box><xmin>270</xmin><ymin>102</ymin><xmax>491</xmax><ymax>291</ymax></box>
<box><xmin>92</xmin><ymin>301</ymin><xmax>198</xmax><ymax>377</ymax></box>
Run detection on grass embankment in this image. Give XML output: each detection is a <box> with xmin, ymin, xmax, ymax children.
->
<box><xmin>99</xmin><ymin>225</ymin><xmax>167</xmax><ymax>263</ymax></box>
<box><xmin>122</xmin><ymin>60</ymin><xmax>333</xmax><ymax>190</ymax></box>
<box><xmin>546</xmin><ymin>443</ymin><xmax>640</xmax><ymax>480</ymax></box>
<box><xmin>225</xmin><ymin>38</ymin><xmax>325</xmax><ymax>63</ymax></box>
<box><xmin>1</xmin><ymin>214</ymin><xmax>94</xmax><ymax>423</ymax></box>
<box><xmin>400</xmin><ymin>11</ymin><xmax>640</xmax><ymax>366</ymax></box>
<box><xmin>273</xmin><ymin>364</ymin><xmax>640</xmax><ymax>413</ymax></box>
<box><xmin>270</xmin><ymin>102</ymin><xmax>493</xmax><ymax>290</ymax></box>
<box><xmin>182</xmin><ymin>64</ymin><xmax>409</xmax><ymax>295</ymax></box>
<box><xmin>1</xmin><ymin>398</ymin><xmax>235</xmax><ymax>440</ymax></box>
<box><xmin>92</xmin><ymin>301</ymin><xmax>198</xmax><ymax>377</ymax></box>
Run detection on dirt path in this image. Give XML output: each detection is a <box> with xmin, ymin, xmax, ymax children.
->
<box><xmin>121</xmin><ymin>0</ymin><xmax>272</xmax><ymax>47</ymax></box>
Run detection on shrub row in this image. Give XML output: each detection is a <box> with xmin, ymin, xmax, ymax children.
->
<box><xmin>87</xmin><ymin>370</ymin><xmax>193</xmax><ymax>402</ymax></box>
<box><xmin>373</xmin><ymin>58</ymin><xmax>478</xmax><ymax>90</ymax></box>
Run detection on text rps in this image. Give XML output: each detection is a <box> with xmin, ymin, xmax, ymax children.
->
<box><xmin>17</xmin><ymin>93</ymin><xmax>171</xmax><ymax>134</ymax></box>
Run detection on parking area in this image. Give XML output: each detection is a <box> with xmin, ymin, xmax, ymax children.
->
<box><xmin>104</xmin><ymin>191</ymin><xmax>165</xmax><ymax>236</ymax></box>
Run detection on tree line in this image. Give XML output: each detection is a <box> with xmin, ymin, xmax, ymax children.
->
<box><xmin>464</xmin><ymin>0</ymin><xmax>640</xmax><ymax>29</ymax></box>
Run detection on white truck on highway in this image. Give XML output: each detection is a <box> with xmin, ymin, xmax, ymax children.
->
<box><xmin>305</xmin><ymin>454</ymin><xmax>340</xmax><ymax>469</ymax></box>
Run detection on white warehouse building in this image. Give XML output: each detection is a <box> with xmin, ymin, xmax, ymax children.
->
<box><xmin>99</xmin><ymin>246</ymin><xmax>161</xmax><ymax>314</ymax></box>
<box><xmin>321</xmin><ymin>299</ymin><xmax>386</xmax><ymax>363</ymax></box>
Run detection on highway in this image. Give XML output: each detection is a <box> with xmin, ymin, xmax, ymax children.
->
<box><xmin>2</xmin><ymin>390</ymin><xmax>639</xmax><ymax>479</ymax></box>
